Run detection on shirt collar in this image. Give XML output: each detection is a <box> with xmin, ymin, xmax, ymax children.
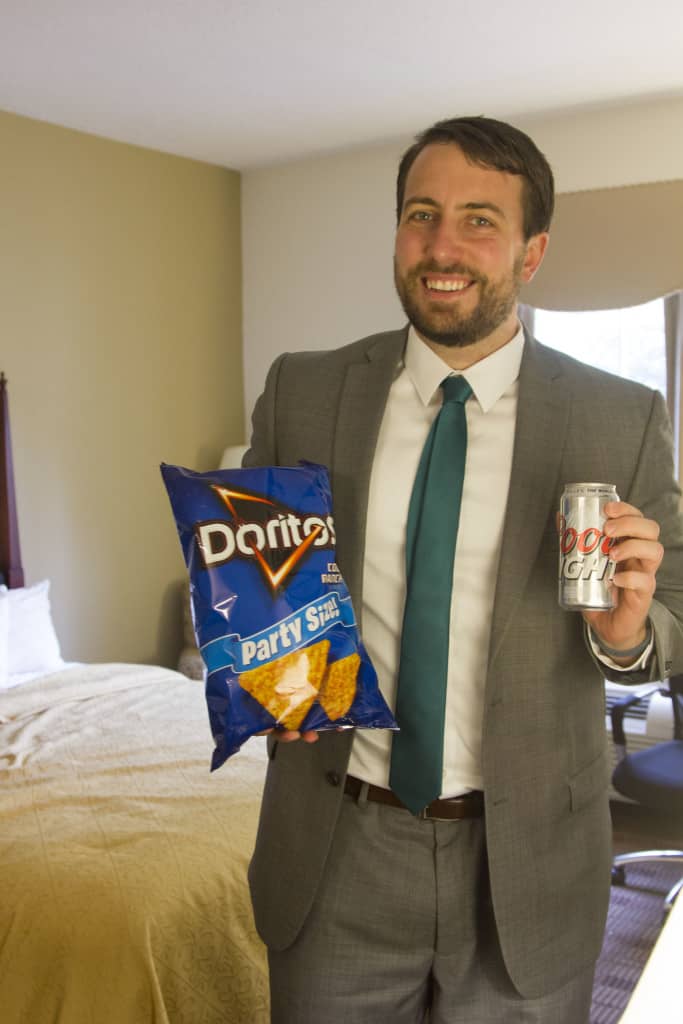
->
<box><xmin>404</xmin><ymin>323</ymin><xmax>525</xmax><ymax>413</ymax></box>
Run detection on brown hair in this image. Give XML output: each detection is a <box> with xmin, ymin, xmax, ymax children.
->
<box><xmin>396</xmin><ymin>115</ymin><xmax>555</xmax><ymax>239</ymax></box>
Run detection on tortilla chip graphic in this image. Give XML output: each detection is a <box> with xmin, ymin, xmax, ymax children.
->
<box><xmin>240</xmin><ymin>639</ymin><xmax>330</xmax><ymax>730</ymax></box>
<box><xmin>319</xmin><ymin>652</ymin><xmax>360</xmax><ymax>721</ymax></box>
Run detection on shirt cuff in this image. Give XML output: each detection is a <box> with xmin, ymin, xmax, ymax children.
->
<box><xmin>587</xmin><ymin>622</ymin><xmax>654</xmax><ymax>673</ymax></box>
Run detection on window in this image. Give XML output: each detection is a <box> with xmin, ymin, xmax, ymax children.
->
<box><xmin>532</xmin><ymin>298</ymin><xmax>667</xmax><ymax>399</ymax></box>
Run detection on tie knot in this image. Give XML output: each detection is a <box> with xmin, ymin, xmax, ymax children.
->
<box><xmin>441</xmin><ymin>375</ymin><xmax>472</xmax><ymax>405</ymax></box>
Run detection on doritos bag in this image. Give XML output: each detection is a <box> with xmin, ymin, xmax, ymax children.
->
<box><xmin>161</xmin><ymin>461</ymin><xmax>397</xmax><ymax>768</ymax></box>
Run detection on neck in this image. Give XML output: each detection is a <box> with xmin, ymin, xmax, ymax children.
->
<box><xmin>417</xmin><ymin>309</ymin><xmax>520</xmax><ymax>370</ymax></box>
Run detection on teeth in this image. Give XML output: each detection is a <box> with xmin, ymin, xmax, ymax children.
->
<box><xmin>425</xmin><ymin>279</ymin><xmax>470</xmax><ymax>292</ymax></box>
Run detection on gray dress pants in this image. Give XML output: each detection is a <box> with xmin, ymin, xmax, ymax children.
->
<box><xmin>268</xmin><ymin>786</ymin><xmax>595</xmax><ymax>1023</ymax></box>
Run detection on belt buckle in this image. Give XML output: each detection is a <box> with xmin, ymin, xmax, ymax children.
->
<box><xmin>418</xmin><ymin>804</ymin><xmax>452</xmax><ymax>823</ymax></box>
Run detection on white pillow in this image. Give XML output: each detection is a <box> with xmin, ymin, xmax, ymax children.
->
<box><xmin>0</xmin><ymin>585</ymin><xmax>8</xmax><ymax>688</ymax></box>
<box><xmin>7</xmin><ymin>579</ymin><xmax>63</xmax><ymax>677</ymax></box>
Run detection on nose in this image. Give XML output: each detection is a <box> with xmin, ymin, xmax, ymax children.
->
<box><xmin>427</xmin><ymin>216</ymin><xmax>466</xmax><ymax>266</ymax></box>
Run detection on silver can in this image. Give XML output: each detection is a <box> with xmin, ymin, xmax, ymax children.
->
<box><xmin>558</xmin><ymin>483</ymin><xmax>619</xmax><ymax>610</ymax></box>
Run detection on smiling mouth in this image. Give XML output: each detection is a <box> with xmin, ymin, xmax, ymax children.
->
<box><xmin>422</xmin><ymin>276</ymin><xmax>475</xmax><ymax>294</ymax></box>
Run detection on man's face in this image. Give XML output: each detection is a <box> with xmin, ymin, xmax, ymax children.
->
<box><xmin>394</xmin><ymin>143</ymin><xmax>547</xmax><ymax>361</ymax></box>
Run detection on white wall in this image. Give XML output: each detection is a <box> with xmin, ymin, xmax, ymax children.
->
<box><xmin>242</xmin><ymin>94</ymin><xmax>683</xmax><ymax>433</ymax></box>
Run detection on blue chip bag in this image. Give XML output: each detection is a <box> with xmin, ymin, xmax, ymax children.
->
<box><xmin>161</xmin><ymin>460</ymin><xmax>397</xmax><ymax>768</ymax></box>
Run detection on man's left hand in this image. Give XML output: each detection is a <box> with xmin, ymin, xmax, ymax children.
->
<box><xmin>582</xmin><ymin>501</ymin><xmax>664</xmax><ymax>655</ymax></box>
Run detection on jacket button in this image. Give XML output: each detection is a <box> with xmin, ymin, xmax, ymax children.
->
<box><xmin>325</xmin><ymin>770</ymin><xmax>341</xmax><ymax>787</ymax></box>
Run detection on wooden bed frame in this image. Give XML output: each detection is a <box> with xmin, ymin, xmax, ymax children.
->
<box><xmin>0</xmin><ymin>372</ymin><xmax>24</xmax><ymax>588</ymax></box>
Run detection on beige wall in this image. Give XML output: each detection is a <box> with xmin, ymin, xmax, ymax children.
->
<box><xmin>0</xmin><ymin>110</ymin><xmax>243</xmax><ymax>667</ymax></box>
<box><xmin>242</xmin><ymin>94</ymin><xmax>683</xmax><ymax>429</ymax></box>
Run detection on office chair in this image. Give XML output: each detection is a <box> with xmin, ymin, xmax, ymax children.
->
<box><xmin>610</xmin><ymin>673</ymin><xmax>683</xmax><ymax>918</ymax></box>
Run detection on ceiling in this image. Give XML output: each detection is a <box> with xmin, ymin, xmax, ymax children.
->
<box><xmin>1</xmin><ymin>1</ymin><xmax>682</xmax><ymax>170</ymax></box>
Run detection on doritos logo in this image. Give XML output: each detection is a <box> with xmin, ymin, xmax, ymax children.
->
<box><xmin>194</xmin><ymin>485</ymin><xmax>336</xmax><ymax>591</ymax></box>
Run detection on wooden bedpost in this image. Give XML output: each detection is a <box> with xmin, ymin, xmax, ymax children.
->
<box><xmin>0</xmin><ymin>372</ymin><xmax>25</xmax><ymax>588</ymax></box>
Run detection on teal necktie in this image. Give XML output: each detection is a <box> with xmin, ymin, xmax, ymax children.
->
<box><xmin>389</xmin><ymin>375</ymin><xmax>472</xmax><ymax>815</ymax></box>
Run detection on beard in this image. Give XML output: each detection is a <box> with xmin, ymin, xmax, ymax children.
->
<box><xmin>394</xmin><ymin>253</ymin><xmax>525</xmax><ymax>348</ymax></box>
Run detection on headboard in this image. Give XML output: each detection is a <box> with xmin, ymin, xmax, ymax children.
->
<box><xmin>0</xmin><ymin>373</ymin><xmax>24</xmax><ymax>588</ymax></box>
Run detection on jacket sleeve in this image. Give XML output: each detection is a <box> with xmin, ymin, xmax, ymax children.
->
<box><xmin>598</xmin><ymin>389</ymin><xmax>683</xmax><ymax>683</ymax></box>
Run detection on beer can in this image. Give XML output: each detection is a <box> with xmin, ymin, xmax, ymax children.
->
<box><xmin>558</xmin><ymin>483</ymin><xmax>619</xmax><ymax>610</ymax></box>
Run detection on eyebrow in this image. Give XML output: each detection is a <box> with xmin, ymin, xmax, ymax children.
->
<box><xmin>403</xmin><ymin>197</ymin><xmax>508</xmax><ymax>221</ymax></box>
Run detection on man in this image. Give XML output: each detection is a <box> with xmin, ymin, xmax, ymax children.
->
<box><xmin>244</xmin><ymin>116</ymin><xmax>683</xmax><ymax>1022</ymax></box>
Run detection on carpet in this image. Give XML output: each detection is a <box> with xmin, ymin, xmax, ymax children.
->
<box><xmin>591</xmin><ymin>860</ymin><xmax>681</xmax><ymax>1023</ymax></box>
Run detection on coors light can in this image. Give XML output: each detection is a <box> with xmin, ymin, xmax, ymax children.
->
<box><xmin>558</xmin><ymin>483</ymin><xmax>619</xmax><ymax>610</ymax></box>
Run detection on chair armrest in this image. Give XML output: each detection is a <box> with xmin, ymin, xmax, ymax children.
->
<box><xmin>610</xmin><ymin>686</ymin><xmax>668</xmax><ymax>755</ymax></box>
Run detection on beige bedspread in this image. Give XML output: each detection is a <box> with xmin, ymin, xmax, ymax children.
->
<box><xmin>0</xmin><ymin>663</ymin><xmax>269</xmax><ymax>1024</ymax></box>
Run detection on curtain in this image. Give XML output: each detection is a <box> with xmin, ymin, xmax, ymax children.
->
<box><xmin>520</xmin><ymin>179</ymin><xmax>683</xmax><ymax>312</ymax></box>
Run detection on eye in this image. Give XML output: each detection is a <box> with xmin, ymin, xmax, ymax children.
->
<box><xmin>407</xmin><ymin>209</ymin><xmax>434</xmax><ymax>223</ymax></box>
<box><xmin>470</xmin><ymin>215</ymin><xmax>493</xmax><ymax>227</ymax></box>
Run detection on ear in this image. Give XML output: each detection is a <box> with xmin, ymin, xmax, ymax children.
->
<box><xmin>520</xmin><ymin>232</ymin><xmax>549</xmax><ymax>284</ymax></box>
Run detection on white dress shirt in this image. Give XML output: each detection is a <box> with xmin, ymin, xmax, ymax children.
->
<box><xmin>348</xmin><ymin>324</ymin><xmax>649</xmax><ymax>798</ymax></box>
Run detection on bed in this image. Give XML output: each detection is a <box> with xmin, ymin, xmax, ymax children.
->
<box><xmin>0</xmin><ymin>373</ymin><xmax>269</xmax><ymax>1024</ymax></box>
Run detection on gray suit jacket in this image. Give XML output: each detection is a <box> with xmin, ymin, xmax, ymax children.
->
<box><xmin>245</xmin><ymin>327</ymin><xmax>683</xmax><ymax>999</ymax></box>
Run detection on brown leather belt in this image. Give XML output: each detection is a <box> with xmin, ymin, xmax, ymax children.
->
<box><xmin>344</xmin><ymin>775</ymin><xmax>484</xmax><ymax>821</ymax></box>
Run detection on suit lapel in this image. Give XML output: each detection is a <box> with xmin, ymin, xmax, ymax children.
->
<box><xmin>488</xmin><ymin>336</ymin><xmax>570</xmax><ymax>665</ymax></box>
<box><xmin>331</xmin><ymin>329</ymin><xmax>407</xmax><ymax>612</ymax></box>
